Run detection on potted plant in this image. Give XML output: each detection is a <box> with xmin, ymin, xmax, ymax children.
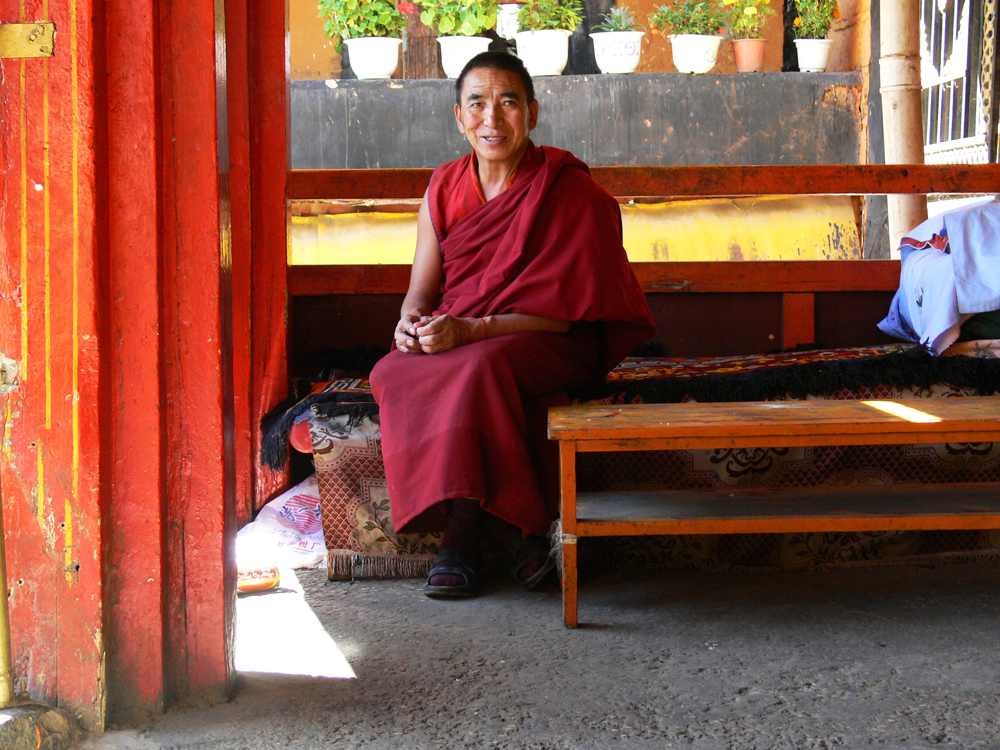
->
<box><xmin>590</xmin><ymin>5</ymin><xmax>646</xmax><ymax>75</ymax></box>
<box><xmin>514</xmin><ymin>0</ymin><xmax>584</xmax><ymax>76</ymax></box>
<box><xmin>318</xmin><ymin>0</ymin><xmax>413</xmax><ymax>79</ymax></box>
<box><xmin>723</xmin><ymin>0</ymin><xmax>776</xmax><ymax>72</ymax></box>
<box><xmin>417</xmin><ymin>0</ymin><xmax>497</xmax><ymax>78</ymax></box>
<box><xmin>649</xmin><ymin>0</ymin><xmax>727</xmax><ymax>74</ymax></box>
<box><xmin>792</xmin><ymin>0</ymin><xmax>840</xmax><ymax>72</ymax></box>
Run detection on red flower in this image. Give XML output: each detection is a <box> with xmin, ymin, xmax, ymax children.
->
<box><xmin>398</xmin><ymin>1</ymin><xmax>416</xmax><ymax>13</ymax></box>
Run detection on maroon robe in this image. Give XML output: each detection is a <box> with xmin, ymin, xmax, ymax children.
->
<box><xmin>370</xmin><ymin>143</ymin><xmax>655</xmax><ymax>536</ymax></box>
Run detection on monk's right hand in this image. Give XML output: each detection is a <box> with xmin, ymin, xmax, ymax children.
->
<box><xmin>394</xmin><ymin>314</ymin><xmax>430</xmax><ymax>353</ymax></box>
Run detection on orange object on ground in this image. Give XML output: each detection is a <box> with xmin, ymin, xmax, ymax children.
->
<box><xmin>237</xmin><ymin>566</ymin><xmax>280</xmax><ymax>593</ymax></box>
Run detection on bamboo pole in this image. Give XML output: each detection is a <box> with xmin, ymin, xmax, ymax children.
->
<box><xmin>879</xmin><ymin>0</ymin><xmax>928</xmax><ymax>256</ymax></box>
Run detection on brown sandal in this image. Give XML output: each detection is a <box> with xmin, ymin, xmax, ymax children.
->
<box><xmin>508</xmin><ymin>536</ymin><xmax>556</xmax><ymax>591</ymax></box>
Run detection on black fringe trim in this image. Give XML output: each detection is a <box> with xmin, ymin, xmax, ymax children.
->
<box><xmin>260</xmin><ymin>344</ymin><xmax>1000</xmax><ymax>471</ymax></box>
<box><xmin>259</xmin><ymin>392</ymin><xmax>378</xmax><ymax>472</ymax></box>
<box><xmin>259</xmin><ymin>347</ymin><xmax>389</xmax><ymax>471</ymax></box>
<box><xmin>570</xmin><ymin>345</ymin><xmax>1000</xmax><ymax>405</ymax></box>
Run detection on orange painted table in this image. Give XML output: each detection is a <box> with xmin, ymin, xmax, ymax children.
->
<box><xmin>548</xmin><ymin>397</ymin><xmax>1000</xmax><ymax>628</ymax></box>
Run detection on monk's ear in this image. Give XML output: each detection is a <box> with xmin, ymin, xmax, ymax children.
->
<box><xmin>528</xmin><ymin>100</ymin><xmax>539</xmax><ymax>131</ymax></box>
<box><xmin>454</xmin><ymin>103</ymin><xmax>466</xmax><ymax>134</ymax></box>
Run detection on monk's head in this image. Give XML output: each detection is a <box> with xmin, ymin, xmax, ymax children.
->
<box><xmin>454</xmin><ymin>52</ymin><xmax>539</xmax><ymax>173</ymax></box>
<box><xmin>455</xmin><ymin>51</ymin><xmax>535</xmax><ymax>107</ymax></box>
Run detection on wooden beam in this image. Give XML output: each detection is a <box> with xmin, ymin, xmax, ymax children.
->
<box><xmin>631</xmin><ymin>260</ymin><xmax>900</xmax><ymax>293</ymax></box>
<box><xmin>286</xmin><ymin>164</ymin><xmax>1000</xmax><ymax>201</ymax></box>
<box><xmin>288</xmin><ymin>260</ymin><xmax>902</xmax><ymax>297</ymax></box>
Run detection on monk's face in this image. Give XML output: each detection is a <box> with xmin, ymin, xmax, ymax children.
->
<box><xmin>454</xmin><ymin>67</ymin><xmax>539</xmax><ymax>173</ymax></box>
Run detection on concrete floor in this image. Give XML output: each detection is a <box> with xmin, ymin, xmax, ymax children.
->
<box><xmin>72</xmin><ymin>559</ymin><xmax>1000</xmax><ymax>750</ymax></box>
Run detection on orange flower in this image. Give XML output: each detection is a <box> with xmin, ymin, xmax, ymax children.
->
<box><xmin>794</xmin><ymin>16</ymin><xmax>802</xmax><ymax>25</ymax></box>
<box><xmin>833</xmin><ymin>6</ymin><xmax>840</xmax><ymax>18</ymax></box>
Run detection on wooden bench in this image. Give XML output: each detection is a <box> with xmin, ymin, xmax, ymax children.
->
<box><xmin>548</xmin><ymin>397</ymin><xmax>1000</xmax><ymax>628</ymax></box>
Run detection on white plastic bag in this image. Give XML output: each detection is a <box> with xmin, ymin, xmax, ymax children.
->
<box><xmin>236</xmin><ymin>474</ymin><xmax>326</xmax><ymax>570</ymax></box>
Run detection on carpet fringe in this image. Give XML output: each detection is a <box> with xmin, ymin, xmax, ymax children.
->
<box><xmin>326</xmin><ymin>550</ymin><xmax>437</xmax><ymax>581</ymax></box>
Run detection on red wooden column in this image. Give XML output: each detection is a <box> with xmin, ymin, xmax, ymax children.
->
<box><xmin>0</xmin><ymin>0</ymin><xmax>239</xmax><ymax>725</ymax></box>
<box><xmin>103</xmin><ymin>0</ymin><xmax>238</xmax><ymax>717</ymax></box>
<box><xmin>248</xmin><ymin>0</ymin><xmax>290</xmax><ymax>512</ymax></box>
<box><xmin>102</xmin><ymin>0</ymin><xmax>168</xmax><ymax>718</ymax></box>
<box><xmin>226</xmin><ymin>0</ymin><xmax>256</xmax><ymax>527</ymax></box>
<box><xmin>0</xmin><ymin>0</ymin><xmax>105</xmax><ymax>730</ymax></box>
<box><xmin>154</xmin><ymin>0</ymin><xmax>237</xmax><ymax>708</ymax></box>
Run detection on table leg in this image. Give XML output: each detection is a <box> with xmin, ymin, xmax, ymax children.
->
<box><xmin>562</xmin><ymin>534</ymin><xmax>578</xmax><ymax>628</ymax></box>
<box><xmin>559</xmin><ymin>439</ymin><xmax>579</xmax><ymax>628</ymax></box>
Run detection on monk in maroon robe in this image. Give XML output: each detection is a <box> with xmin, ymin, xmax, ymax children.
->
<box><xmin>369</xmin><ymin>51</ymin><xmax>655</xmax><ymax>597</ymax></box>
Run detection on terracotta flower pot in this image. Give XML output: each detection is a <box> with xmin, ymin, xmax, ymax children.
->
<box><xmin>731</xmin><ymin>37</ymin><xmax>766</xmax><ymax>73</ymax></box>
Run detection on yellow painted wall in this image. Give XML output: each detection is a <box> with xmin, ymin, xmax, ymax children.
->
<box><xmin>289</xmin><ymin>0</ymin><xmax>868</xmax><ymax>79</ymax></box>
<box><xmin>289</xmin><ymin>195</ymin><xmax>861</xmax><ymax>264</ymax></box>
<box><xmin>291</xmin><ymin>0</ymin><xmax>342</xmax><ymax>79</ymax></box>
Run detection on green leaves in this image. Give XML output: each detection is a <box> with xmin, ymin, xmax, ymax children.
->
<box><xmin>724</xmin><ymin>0</ymin><xmax>776</xmax><ymax>39</ymax></box>
<box><xmin>649</xmin><ymin>0</ymin><xmax>727</xmax><ymax>36</ymax></box>
<box><xmin>517</xmin><ymin>0</ymin><xmax>584</xmax><ymax>32</ymax></box>
<box><xmin>416</xmin><ymin>0</ymin><xmax>497</xmax><ymax>36</ymax></box>
<box><xmin>792</xmin><ymin>0</ymin><xmax>838</xmax><ymax>38</ymax></box>
<box><xmin>592</xmin><ymin>5</ymin><xmax>645</xmax><ymax>32</ymax></box>
<box><xmin>318</xmin><ymin>0</ymin><xmax>408</xmax><ymax>51</ymax></box>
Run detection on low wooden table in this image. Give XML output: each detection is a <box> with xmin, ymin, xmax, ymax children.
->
<box><xmin>547</xmin><ymin>397</ymin><xmax>1000</xmax><ymax>628</ymax></box>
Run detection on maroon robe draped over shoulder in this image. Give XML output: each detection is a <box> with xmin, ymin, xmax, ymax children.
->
<box><xmin>370</xmin><ymin>143</ymin><xmax>655</xmax><ymax>536</ymax></box>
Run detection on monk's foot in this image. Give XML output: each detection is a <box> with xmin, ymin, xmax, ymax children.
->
<box><xmin>425</xmin><ymin>549</ymin><xmax>479</xmax><ymax>599</ymax></box>
<box><xmin>509</xmin><ymin>535</ymin><xmax>557</xmax><ymax>591</ymax></box>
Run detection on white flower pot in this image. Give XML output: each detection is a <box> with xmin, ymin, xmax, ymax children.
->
<box><xmin>794</xmin><ymin>38</ymin><xmax>834</xmax><ymax>72</ymax></box>
<box><xmin>437</xmin><ymin>35</ymin><xmax>491</xmax><ymax>79</ymax></box>
<box><xmin>590</xmin><ymin>30</ymin><xmax>645</xmax><ymax>74</ymax></box>
<box><xmin>497</xmin><ymin>2</ymin><xmax>525</xmax><ymax>40</ymax></box>
<box><xmin>668</xmin><ymin>33</ymin><xmax>723</xmax><ymax>74</ymax></box>
<box><xmin>343</xmin><ymin>37</ymin><xmax>402</xmax><ymax>80</ymax></box>
<box><xmin>514</xmin><ymin>29</ymin><xmax>572</xmax><ymax>76</ymax></box>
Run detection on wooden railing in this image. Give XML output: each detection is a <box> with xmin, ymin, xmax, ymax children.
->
<box><xmin>287</xmin><ymin>163</ymin><xmax>1000</xmax><ymax>200</ymax></box>
<box><xmin>285</xmin><ymin>164</ymin><xmax>1000</xmax><ymax>351</ymax></box>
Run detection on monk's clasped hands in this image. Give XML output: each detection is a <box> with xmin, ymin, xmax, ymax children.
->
<box><xmin>395</xmin><ymin>314</ymin><xmax>485</xmax><ymax>354</ymax></box>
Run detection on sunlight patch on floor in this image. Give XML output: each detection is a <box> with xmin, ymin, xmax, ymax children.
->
<box><xmin>234</xmin><ymin>567</ymin><xmax>356</xmax><ymax>679</ymax></box>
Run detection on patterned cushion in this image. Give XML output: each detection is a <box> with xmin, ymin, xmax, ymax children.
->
<box><xmin>305</xmin><ymin>346</ymin><xmax>1000</xmax><ymax>578</ymax></box>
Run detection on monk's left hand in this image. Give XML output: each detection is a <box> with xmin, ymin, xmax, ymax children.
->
<box><xmin>414</xmin><ymin>315</ymin><xmax>482</xmax><ymax>354</ymax></box>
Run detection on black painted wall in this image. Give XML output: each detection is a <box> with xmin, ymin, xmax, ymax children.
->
<box><xmin>291</xmin><ymin>72</ymin><xmax>863</xmax><ymax>169</ymax></box>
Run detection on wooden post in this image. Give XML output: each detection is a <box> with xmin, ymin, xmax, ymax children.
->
<box><xmin>879</xmin><ymin>0</ymin><xmax>927</xmax><ymax>256</ymax></box>
<box><xmin>559</xmin><ymin>439</ymin><xmax>579</xmax><ymax>628</ymax></box>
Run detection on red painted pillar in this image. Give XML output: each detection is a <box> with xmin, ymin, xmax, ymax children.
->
<box><xmin>226</xmin><ymin>0</ymin><xmax>256</xmax><ymax>527</ymax></box>
<box><xmin>153</xmin><ymin>0</ymin><xmax>237</xmax><ymax>708</ymax></box>
<box><xmin>248</xmin><ymin>0</ymin><xmax>290</xmax><ymax>513</ymax></box>
<box><xmin>102</xmin><ymin>0</ymin><xmax>169</xmax><ymax>717</ymax></box>
<box><xmin>0</xmin><ymin>0</ymin><xmax>105</xmax><ymax>730</ymax></box>
<box><xmin>3</xmin><ymin>0</ymin><xmax>243</xmax><ymax>723</ymax></box>
<box><xmin>105</xmin><ymin>0</ymin><xmax>240</xmax><ymax>715</ymax></box>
